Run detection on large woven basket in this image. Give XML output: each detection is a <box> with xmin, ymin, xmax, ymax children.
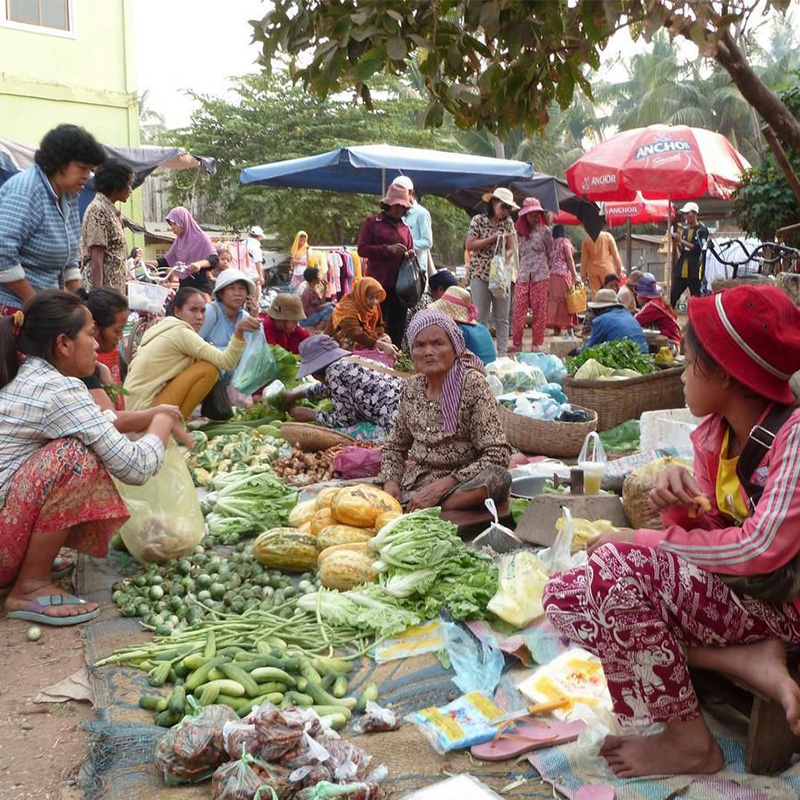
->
<box><xmin>497</xmin><ymin>402</ymin><xmax>597</xmax><ymax>457</ymax></box>
<box><xmin>278</xmin><ymin>423</ymin><xmax>355</xmax><ymax>452</ymax></box>
<box><xmin>563</xmin><ymin>366</ymin><xmax>686</xmax><ymax>431</ymax></box>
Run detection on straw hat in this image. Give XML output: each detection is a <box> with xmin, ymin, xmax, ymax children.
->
<box><xmin>587</xmin><ymin>289</ymin><xmax>623</xmax><ymax>310</ymax></box>
<box><xmin>481</xmin><ymin>187</ymin><xmax>520</xmax><ymax>211</ymax></box>
<box><xmin>381</xmin><ymin>183</ymin><xmax>412</xmax><ymax>208</ymax></box>
<box><xmin>429</xmin><ymin>286</ymin><xmax>479</xmax><ymax>325</ymax></box>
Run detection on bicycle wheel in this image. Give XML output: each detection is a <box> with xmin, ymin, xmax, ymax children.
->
<box><xmin>125</xmin><ymin>316</ymin><xmax>151</xmax><ymax>361</ymax></box>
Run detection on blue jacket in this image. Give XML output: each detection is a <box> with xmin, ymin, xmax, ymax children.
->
<box><xmin>458</xmin><ymin>321</ymin><xmax>497</xmax><ymax>365</ymax></box>
<box><xmin>584</xmin><ymin>307</ymin><xmax>647</xmax><ymax>353</ymax></box>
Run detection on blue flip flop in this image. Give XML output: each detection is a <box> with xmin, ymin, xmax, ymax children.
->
<box><xmin>6</xmin><ymin>593</ymin><xmax>99</xmax><ymax>626</ymax></box>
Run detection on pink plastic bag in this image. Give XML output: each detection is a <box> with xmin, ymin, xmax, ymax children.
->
<box><xmin>333</xmin><ymin>446</ymin><xmax>383</xmax><ymax>479</ymax></box>
<box><xmin>353</xmin><ymin>349</ymin><xmax>395</xmax><ymax>368</ymax></box>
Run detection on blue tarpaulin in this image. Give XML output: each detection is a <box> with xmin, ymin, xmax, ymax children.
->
<box><xmin>239</xmin><ymin>143</ymin><xmax>534</xmax><ymax>195</ymax></box>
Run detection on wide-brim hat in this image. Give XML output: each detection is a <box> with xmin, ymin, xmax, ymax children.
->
<box><xmin>588</xmin><ymin>288</ymin><xmax>623</xmax><ymax>310</ymax></box>
<box><xmin>212</xmin><ymin>269</ymin><xmax>256</xmax><ymax>299</ymax></box>
<box><xmin>381</xmin><ymin>183</ymin><xmax>412</xmax><ymax>208</ymax></box>
<box><xmin>518</xmin><ymin>196</ymin><xmax>546</xmax><ymax>217</ymax></box>
<box><xmin>481</xmin><ymin>187</ymin><xmax>520</xmax><ymax>211</ymax></box>
<box><xmin>268</xmin><ymin>293</ymin><xmax>306</xmax><ymax>321</ymax></box>
<box><xmin>297</xmin><ymin>334</ymin><xmax>350</xmax><ymax>379</ymax></box>
<box><xmin>688</xmin><ymin>285</ymin><xmax>800</xmax><ymax>404</ymax></box>
<box><xmin>634</xmin><ymin>273</ymin><xmax>662</xmax><ymax>299</ymax></box>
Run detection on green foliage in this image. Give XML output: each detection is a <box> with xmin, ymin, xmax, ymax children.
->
<box><xmin>161</xmin><ymin>72</ymin><xmax>469</xmax><ymax>264</ymax></box>
<box><xmin>735</xmin><ymin>78</ymin><xmax>800</xmax><ymax>246</ymax></box>
<box><xmin>251</xmin><ymin>0</ymin><xmax>791</xmax><ymax>138</ymax></box>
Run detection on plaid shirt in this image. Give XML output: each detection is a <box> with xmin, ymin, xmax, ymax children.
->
<box><xmin>0</xmin><ymin>357</ymin><xmax>165</xmax><ymax>508</ymax></box>
<box><xmin>0</xmin><ymin>166</ymin><xmax>81</xmax><ymax>308</ymax></box>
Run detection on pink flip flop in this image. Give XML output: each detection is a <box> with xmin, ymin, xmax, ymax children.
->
<box><xmin>471</xmin><ymin>720</ymin><xmax>586</xmax><ymax>761</ymax></box>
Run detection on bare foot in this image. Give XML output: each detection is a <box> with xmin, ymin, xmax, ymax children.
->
<box><xmin>600</xmin><ymin>717</ymin><xmax>723</xmax><ymax>778</ymax></box>
<box><xmin>5</xmin><ymin>582</ymin><xmax>98</xmax><ymax>619</ymax></box>
<box><xmin>688</xmin><ymin>640</ymin><xmax>800</xmax><ymax>735</ymax></box>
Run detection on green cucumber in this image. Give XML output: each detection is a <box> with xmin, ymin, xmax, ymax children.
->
<box><xmin>219</xmin><ymin>663</ymin><xmax>261</xmax><ymax>698</ymax></box>
<box><xmin>193</xmin><ymin>679</ymin><xmax>246</xmax><ymax>697</ymax></box>
<box><xmin>139</xmin><ymin>694</ymin><xmax>168</xmax><ymax>712</ymax></box>
<box><xmin>311</xmin><ymin>704</ymin><xmax>352</xmax><ymax>720</ymax></box>
<box><xmin>250</xmin><ymin>667</ymin><xmax>296</xmax><ymax>686</ymax></box>
<box><xmin>186</xmin><ymin>656</ymin><xmax>230</xmax><ymax>691</ymax></box>
<box><xmin>167</xmin><ymin>685</ymin><xmax>186</xmax><ymax>715</ymax></box>
<box><xmin>332</xmin><ymin>676</ymin><xmax>348</xmax><ymax>699</ymax></box>
<box><xmin>356</xmin><ymin>683</ymin><xmax>379</xmax><ymax>713</ymax></box>
<box><xmin>148</xmin><ymin>661</ymin><xmax>172</xmax><ymax>687</ymax></box>
<box><xmin>304</xmin><ymin>679</ymin><xmax>355</xmax><ymax>709</ymax></box>
<box><xmin>199</xmin><ymin>683</ymin><xmax>221</xmax><ymax>706</ymax></box>
<box><xmin>155</xmin><ymin>709</ymin><xmax>182</xmax><ymax>727</ymax></box>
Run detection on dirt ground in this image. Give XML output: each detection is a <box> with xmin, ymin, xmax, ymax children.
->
<box><xmin>0</xmin><ymin>600</ymin><xmax>92</xmax><ymax>800</ymax></box>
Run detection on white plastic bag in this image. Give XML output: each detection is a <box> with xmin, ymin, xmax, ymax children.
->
<box><xmin>487</xmin><ymin>550</ymin><xmax>549</xmax><ymax>628</ymax></box>
<box><xmin>538</xmin><ymin>508</ymin><xmax>588</xmax><ymax>574</ymax></box>
<box><xmin>488</xmin><ymin>234</ymin><xmax>511</xmax><ymax>298</ymax></box>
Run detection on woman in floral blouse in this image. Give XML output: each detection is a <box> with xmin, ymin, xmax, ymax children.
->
<box><xmin>79</xmin><ymin>159</ymin><xmax>134</xmax><ymax>295</ymax></box>
<box><xmin>511</xmin><ymin>197</ymin><xmax>553</xmax><ymax>352</ymax></box>
<box><xmin>381</xmin><ymin>310</ymin><xmax>511</xmax><ymax>511</ymax></box>
<box><xmin>465</xmin><ymin>188</ymin><xmax>517</xmax><ymax>356</ymax></box>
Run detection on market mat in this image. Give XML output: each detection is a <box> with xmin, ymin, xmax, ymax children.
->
<box><xmin>76</xmin><ymin>554</ymin><xmax>554</xmax><ymax>800</ymax></box>
<box><xmin>528</xmin><ymin>704</ymin><xmax>800</xmax><ymax>800</ymax></box>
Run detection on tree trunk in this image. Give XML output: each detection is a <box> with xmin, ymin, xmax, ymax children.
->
<box><xmin>712</xmin><ymin>29</ymin><xmax>800</xmax><ymax>155</ymax></box>
<box><xmin>491</xmin><ymin>134</ymin><xmax>505</xmax><ymax>159</ymax></box>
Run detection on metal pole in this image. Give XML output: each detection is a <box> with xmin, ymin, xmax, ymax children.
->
<box><xmin>626</xmin><ymin>217</ymin><xmax>632</xmax><ymax>273</ymax></box>
<box><xmin>666</xmin><ymin>201</ymin><xmax>673</xmax><ymax>298</ymax></box>
<box><xmin>381</xmin><ymin>168</ymin><xmax>386</xmax><ymax>197</ymax></box>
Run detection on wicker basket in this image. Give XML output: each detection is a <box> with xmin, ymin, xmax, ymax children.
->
<box><xmin>278</xmin><ymin>423</ymin><xmax>355</xmax><ymax>452</ymax></box>
<box><xmin>497</xmin><ymin>402</ymin><xmax>597</xmax><ymax>457</ymax></box>
<box><xmin>563</xmin><ymin>366</ymin><xmax>686</xmax><ymax>431</ymax></box>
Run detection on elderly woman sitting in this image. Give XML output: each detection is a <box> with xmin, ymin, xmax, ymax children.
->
<box><xmin>380</xmin><ymin>310</ymin><xmax>512</xmax><ymax>512</ymax></box>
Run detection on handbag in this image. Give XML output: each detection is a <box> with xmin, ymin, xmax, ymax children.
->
<box><xmin>718</xmin><ymin>404</ymin><xmax>800</xmax><ymax>604</ymax></box>
<box><xmin>395</xmin><ymin>253</ymin><xmax>425</xmax><ymax>308</ymax></box>
<box><xmin>488</xmin><ymin>234</ymin><xmax>511</xmax><ymax>298</ymax></box>
<box><xmin>565</xmin><ymin>280</ymin><xmax>588</xmax><ymax>315</ymax></box>
<box><xmin>201</xmin><ymin>377</ymin><xmax>233</xmax><ymax>420</ymax></box>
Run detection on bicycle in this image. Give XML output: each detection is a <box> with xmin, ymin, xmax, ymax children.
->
<box><xmin>704</xmin><ymin>238</ymin><xmax>800</xmax><ymax>281</ymax></box>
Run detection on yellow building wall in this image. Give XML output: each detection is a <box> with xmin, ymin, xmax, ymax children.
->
<box><xmin>0</xmin><ymin>0</ymin><xmax>143</xmax><ymax>242</ymax></box>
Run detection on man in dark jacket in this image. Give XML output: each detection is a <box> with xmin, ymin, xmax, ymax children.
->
<box><xmin>670</xmin><ymin>201</ymin><xmax>708</xmax><ymax>307</ymax></box>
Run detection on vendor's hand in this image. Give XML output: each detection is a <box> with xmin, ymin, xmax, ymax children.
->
<box><xmin>587</xmin><ymin>529</ymin><xmax>637</xmax><ymax>556</ymax></box>
<box><xmin>281</xmin><ymin>388</ymin><xmax>305</xmax><ymax>409</ymax></box>
<box><xmin>407</xmin><ymin>476</ymin><xmax>458</xmax><ymax>513</ymax></box>
<box><xmin>173</xmin><ymin>423</ymin><xmax>195</xmax><ymax>450</ymax></box>
<box><xmin>387</xmin><ymin>243</ymin><xmax>407</xmax><ymax>257</ymax></box>
<box><xmin>148</xmin><ymin>404</ymin><xmax>184</xmax><ymax>424</ymax></box>
<box><xmin>235</xmin><ymin>317</ymin><xmax>262</xmax><ymax>337</ymax></box>
<box><xmin>649</xmin><ymin>466</ymin><xmax>703</xmax><ymax>511</ymax></box>
<box><xmin>383</xmin><ymin>481</ymin><xmax>402</xmax><ymax>501</ymax></box>
<box><xmin>246</xmin><ymin>295</ymin><xmax>260</xmax><ymax>316</ymax></box>
<box><xmin>290</xmin><ymin>406</ymin><xmax>317</xmax><ymax>422</ymax></box>
<box><xmin>375</xmin><ymin>339</ymin><xmax>399</xmax><ymax>358</ymax></box>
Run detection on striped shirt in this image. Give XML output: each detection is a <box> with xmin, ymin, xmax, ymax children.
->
<box><xmin>0</xmin><ymin>165</ymin><xmax>81</xmax><ymax>308</ymax></box>
<box><xmin>0</xmin><ymin>357</ymin><xmax>165</xmax><ymax>508</ymax></box>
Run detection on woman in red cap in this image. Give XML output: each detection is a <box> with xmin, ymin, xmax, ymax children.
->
<box><xmin>544</xmin><ymin>285</ymin><xmax>800</xmax><ymax>778</ymax></box>
<box><xmin>510</xmin><ymin>197</ymin><xmax>553</xmax><ymax>352</ymax></box>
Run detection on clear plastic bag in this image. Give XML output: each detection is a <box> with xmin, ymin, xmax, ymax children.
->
<box><xmin>233</xmin><ymin>328</ymin><xmax>278</xmax><ymax>395</ymax></box>
<box><xmin>294</xmin><ymin>782</ymin><xmax>385</xmax><ymax>800</ymax></box>
<box><xmin>518</xmin><ymin>352</ymin><xmax>567</xmax><ymax>384</ymax></box>
<box><xmin>486</xmin><ymin>357</ymin><xmax>546</xmax><ymax>393</ymax></box>
<box><xmin>211</xmin><ymin>751</ymin><xmax>279</xmax><ymax>800</ymax></box>
<box><xmin>116</xmin><ymin>442</ymin><xmax>204</xmax><ymax>563</ymax></box>
<box><xmin>439</xmin><ymin>616</ymin><xmax>504</xmax><ymax>696</ymax></box>
<box><xmin>488</xmin><ymin>234</ymin><xmax>511</xmax><ymax>298</ymax></box>
<box><xmin>351</xmin><ymin>701</ymin><xmax>400</xmax><ymax>734</ymax></box>
<box><xmin>155</xmin><ymin>704</ymin><xmax>239</xmax><ymax>785</ymax></box>
<box><xmin>487</xmin><ymin>550</ymin><xmax>549</xmax><ymax>628</ymax></box>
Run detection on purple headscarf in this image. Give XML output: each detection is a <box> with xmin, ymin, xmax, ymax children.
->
<box><xmin>406</xmin><ymin>309</ymin><xmax>485</xmax><ymax>432</ymax></box>
<box><xmin>164</xmin><ymin>206</ymin><xmax>215</xmax><ymax>267</ymax></box>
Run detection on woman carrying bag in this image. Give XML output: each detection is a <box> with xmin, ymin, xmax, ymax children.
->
<box><xmin>465</xmin><ymin>187</ymin><xmax>517</xmax><ymax>357</ymax></box>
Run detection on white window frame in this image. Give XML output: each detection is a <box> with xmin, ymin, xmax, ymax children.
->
<box><xmin>1</xmin><ymin>0</ymin><xmax>77</xmax><ymax>40</ymax></box>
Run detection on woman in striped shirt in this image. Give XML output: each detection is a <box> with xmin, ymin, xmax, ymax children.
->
<box><xmin>0</xmin><ymin>291</ymin><xmax>181</xmax><ymax>625</ymax></box>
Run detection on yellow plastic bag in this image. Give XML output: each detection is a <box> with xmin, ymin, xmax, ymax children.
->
<box><xmin>115</xmin><ymin>443</ymin><xmax>204</xmax><ymax>563</ymax></box>
<box><xmin>487</xmin><ymin>551</ymin><xmax>549</xmax><ymax>628</ymax></box>
<box><xmin>554</xmin><ymin>516</ymin><xmax>623</xmax><ymax>553</ymax></box>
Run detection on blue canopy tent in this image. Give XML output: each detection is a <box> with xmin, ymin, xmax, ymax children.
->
<box><xmin>239</xmin><ymin>143</ymin><xmax>534</xmax><ymax>196</ymax></box>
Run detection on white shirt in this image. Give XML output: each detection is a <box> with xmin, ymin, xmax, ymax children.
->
<box><xmin>245</xmin><ymin>236</ymin><xmax>263</xmax><ymax>279</ymax></box>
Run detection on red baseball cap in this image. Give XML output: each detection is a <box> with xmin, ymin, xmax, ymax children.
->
<box><xmin>688</xmin><ymin>285</ymin><xmax>800</xmax><ymax>404</ymax></box>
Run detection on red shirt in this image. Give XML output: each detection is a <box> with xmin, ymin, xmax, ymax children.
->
<box><xmin>262</xmin><ymin>315</ymin><xmax>310</xmax><ymax>355</ymax></box>
<box><xmin>635</xmin><ymin>298</ymin><xmax>681</xmax><ymax>346</ymax></box>
<box><xmin>357</xmin><ymin>213</ymin><xmax>413</xmax><ymax>290</ymax></box>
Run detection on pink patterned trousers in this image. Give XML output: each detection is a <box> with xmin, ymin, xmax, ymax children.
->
<box><xmin>543</xmin><ymin>543</ymin><xmax>800</xmax><ymax>726</ymax></box>
<box><xmin>512</xmin><ymin>279</ymin><xmax>548</xmax><ymax>348</ymax></box>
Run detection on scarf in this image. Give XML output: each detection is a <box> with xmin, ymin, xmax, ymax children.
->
<box><xmin>164</xmin><ymin>207</ymin><xmax>214</xmax><ymax>267</ymax></box>
<box><xmin>291</xmin><ymin>230</ymin><xmax>308</xmax><ymax>260</ymax></box>
<box><xmin>331</xmin><ymin>277</ymin><xmax>386</xmax><ymax>337</ymax></box>
<box><xmin>406</xmin><ymin>309</ymin><xmax>485</xmax><ymax>432</ymax></box>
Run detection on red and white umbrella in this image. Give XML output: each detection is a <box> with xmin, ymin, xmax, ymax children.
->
<box><xmin>552</xmin><ymin>194</ymin><xmax>672</xmax><ymax>227</ymax></box>
<box><xmin>566</xmin><ymin>124</ymin><xmax>751</xmax><ymax>202</ymax></box>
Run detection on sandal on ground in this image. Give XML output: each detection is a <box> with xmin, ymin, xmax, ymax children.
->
<box><xmin>471</xmin><ymin>720</ymin><xmax>585</xmax><ymax>761</ymax></box>
<box><xmin>0</xmin><ymin>556</ymin><xmax>75</xmax><ymax>597</ymax></box>
<box><xmin>6</xmin><ymin>593</ymin><xmax>99</xmax><ymax>626</ymax></box>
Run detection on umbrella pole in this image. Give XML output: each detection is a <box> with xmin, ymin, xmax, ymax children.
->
<box><xmin>382</xmin><ymin>168</ymin><xmax>386</xmax><ymax>197</ymax></box>
<box><xmin>666</xmin><ymin>201</ymin><xmax>672</xmax><ymax>300</ymax></box>
<box><xmin>626</xmin><ymin>217</ymin><xmax>632</xmax><ymax>273</ymax></box>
